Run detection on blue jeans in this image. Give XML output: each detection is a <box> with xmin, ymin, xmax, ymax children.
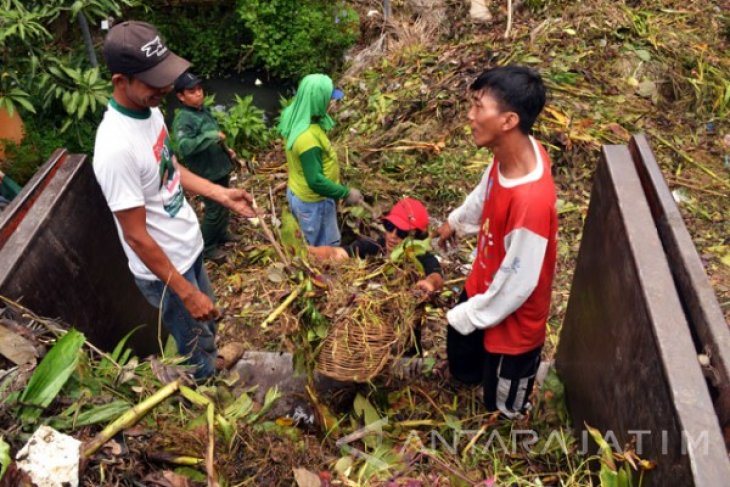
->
<box><xmin>287</xmin><ymin>188</ymin><xmax>341</xmax><ymax>246</ymax></box>
<box><xmin>135</xmin><ymin>253</ymin><xmax>217</xmax><ymax>380</ymax></box>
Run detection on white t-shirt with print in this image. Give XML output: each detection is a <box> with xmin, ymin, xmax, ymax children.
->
<box><xmin>93</xmin><ymin>103</ymin><xmax>203</xmax><ymax>281</ymax></box>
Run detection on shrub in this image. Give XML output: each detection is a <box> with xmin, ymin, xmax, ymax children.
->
<box><xmin>236</xmin><ymin>0</ymin><xmax>359</xmax><ymax>80</ymax></box>
<box><xmin>143</xmin><ymin>1</ymin><xmax>248</xmax><ymax>78</ymax></box>
<box><xmin>212</xmin><ymin>95</ymin><xmax>274</xmax><ymax>159</ymax></box>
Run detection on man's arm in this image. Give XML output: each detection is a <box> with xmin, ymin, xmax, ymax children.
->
<box><xmin>415</xmin><ymin>272</ymin><xmax>444</xmax><ymax>294</ymax></box>
<box><xmin>447</xmin><ymin>226</ymin><xmax>548</xmax><ymax>335</ymax></box>
<box><xmin>436</xmin><ymin>163</ymin><xmax>492</xmax><ymax>249</ymax></box>
<box><xmin>299</xmin><ymin>148</ymin><xmax>350</xmax><ymax>199</ymax></box>
<box><xmin>114</xmin><ymin>206</ymin><xmax>218</xmax><ymax>321</ymax></box>
<box><xmin>308</xmin><ymin>245</ymin><xmax>349</xmax><ymax>261</ymax></box>
<box><xmin>177</xmin><ymin>161</ymin><xmax>256</xmax><ymax>217</ymax></box>
<box><xmin>446</xmin><ymin>163</ymin><xmax>492</xmax><ymax>236</ymax></box>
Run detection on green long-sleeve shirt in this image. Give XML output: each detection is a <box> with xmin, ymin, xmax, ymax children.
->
<box><xmin>172</xmin><ymin>105</ymin><xmax>232</xmax><ymax>181</ymax></box>
<box><xmin>286</xmin><ymin>124</ymin><xmax>349</xmax><ymax>202</ymax></box>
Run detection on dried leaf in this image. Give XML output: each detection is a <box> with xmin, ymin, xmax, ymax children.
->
<box><xmin>0</xmin><ymin>326</ymin><xmax>37</xmax><ymax>366</ymax></box>
<box><xmin>142</xmin><ymin>470</ymin><xmax>195</xmax><ymax>487</ymax></box>
<box><xmin>293</xmin><ymin>467</ymin><xmax>321</xmax><ymax>487</ymax></box>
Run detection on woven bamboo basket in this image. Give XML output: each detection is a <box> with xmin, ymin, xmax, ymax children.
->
<box><xmin>316</xmin><ymin>268</ymin><xmax>418</xmax><ymax>382</ymax></box>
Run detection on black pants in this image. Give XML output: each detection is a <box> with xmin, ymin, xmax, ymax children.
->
<box><xmin>447</xmin><ymin>291</ymin><xmax>542</xmax><ymax>417</ymax></box>
<box><xmin>201</xmin><ymin>175</ymin><xmax>231</xmax><ymax>255</ymax></box>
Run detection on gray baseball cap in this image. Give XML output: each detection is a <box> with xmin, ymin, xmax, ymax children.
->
<box><xmin>103</xmin><ymin>21</ymin><xmax>190</xmax><ymax>88</ymax></box>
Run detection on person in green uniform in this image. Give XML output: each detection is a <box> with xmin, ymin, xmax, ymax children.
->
<box><xmin>278</xmin><ymin>73</ymin><xmax>364</xmax><ymax>246</ymax></box>
<box><xmin>0</xmin><ymin>169</ymin><xmax>21</xmax><ymax>211</ymax></box>
<box><xmin>172</xmin><ymin>71</ymin><xmax>236</xmax><ymax>263</ymax></box>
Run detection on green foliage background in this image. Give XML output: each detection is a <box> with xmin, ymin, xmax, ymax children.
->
<box><xmin>140</xmin><ymin>1</ymin><xmax>248</xmax><ymax>78</ymax></box>
<box><xmin>236</xmin><ymin>0</ymin><xmax>359</xmax><ymax>80</ymax></box>
<box><xmin>1</xmin><ymin>0</ymin><xmax>359</xmax><ymax>185</ymax></box>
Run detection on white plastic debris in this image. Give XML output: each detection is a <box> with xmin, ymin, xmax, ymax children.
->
<box><xmin>698</xmin><ymin>354</ymin><xmax>711</xmax><ymax>367</ymax></box>
<box><xmin>254</xmin><ymin>78</ymin><xmax>263</xmax><ymax>86</ymax></box>
<box><xmin>671</xmin><ymin>188</ymin><xmax>689</xmax><ymax>205</ymax></box>
<box><xmin>16</xmin><ymin>425</ymin><xmax>81</xmax><ymax>487</ymax></box>
<box><xmin>470</xmin><ymin>0</ymin><xmax>493</xmax><ymax>21</ymax></box>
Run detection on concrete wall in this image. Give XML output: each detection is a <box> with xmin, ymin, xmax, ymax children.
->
<box><xmin>556</xmin><ymin>143</ymin><xmax>730</xmax><ymax>485</ymax></box>
<box><xmin>0</xmin><ymin>149</ymin><xmax>161</xmax><ymax>355</ymax></box>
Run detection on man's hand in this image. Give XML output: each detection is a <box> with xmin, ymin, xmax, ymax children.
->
<box><xmin>218</xmin><ymin>131</ymin><xmax>226</xmax><ymax>141</ymax></box>
<box><xmin>414</xmin><ymin>278</ymin><xmax>436</xmax><ymax>294</ymax></box>
<box><xmin>219</xmin><ymin>187</ymin><xmax>257</xmax><ymax>217</ymax></box>
<box><xmin>180</xmin><ymin>287</ymin><xmax>220</xmax><ymax>321</ymax></box>
<box><xmin>436</xmin><ymin>221</ymin><xmax>456</xmax><ymax>251</ymax></box>
<box><xmin>344</xmin><ymin>188</ymin><xmax>364</xmax><ymax>206</ymax></box>
<box><xmin>414</xmin><ymin>272</ymin><xmax>443</xmax><ymax>297</ymax></box>
<box><xmin>309</xmin><ymin>245</ymin><xmax>349</xmax><ymax>261</ymax></box>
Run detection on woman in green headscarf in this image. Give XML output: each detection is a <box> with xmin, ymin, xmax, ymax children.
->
<box><xmin>278</xmin><ymin>73</ymin><xmax>364</xmax><ymax>246</ymax></box>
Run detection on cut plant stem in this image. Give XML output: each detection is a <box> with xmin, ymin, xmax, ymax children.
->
<box><xmin>146</xmin><ymin>451</ymin><xmax>203</xmax><ymax>466</ymax></box>
<box><xmin>82</xmin><ymin>378</ymin><xmax>182</xmax><ymax>458</ymax></box>
<box><xmin>653</xmin><ymin>132</ymin><xmax>730</xmax><ymax>189</ymax></box>
<box><xmin>261</xmin><ymin>283</ymin><xmax>304</xmax><ymax>329</ymax></box>
<box><xmin>251</xmin><ymin>192</ymin><xmax>291</xmax><ymax>269</ymax></box>
<box><xmin>206</xmin><ymin>402</ymin><xmax>219</xmax><ymax>487</ymax></box>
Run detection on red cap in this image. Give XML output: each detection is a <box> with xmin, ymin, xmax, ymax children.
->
<box><xmin>383</xmin><ymin>198</ymin><xmax>429</xmax><ymax>233</ymax></box>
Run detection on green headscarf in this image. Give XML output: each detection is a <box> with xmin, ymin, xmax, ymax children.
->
<box><xmin>278</xmin><ymin>74</ymin><xmax>336</xmax><ymax>150</ymax></box>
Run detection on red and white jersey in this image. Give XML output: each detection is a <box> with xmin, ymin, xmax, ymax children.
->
<box><xmin>447</xmin><ymin>137</ymin><xmax>558</xmax><ymax>354</ymax></box>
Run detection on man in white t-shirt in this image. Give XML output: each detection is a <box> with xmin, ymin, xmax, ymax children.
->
<box><xmin>94</xmin><ymin>21</ymin><xmax>256</xmax><ymax>381</ymax></box>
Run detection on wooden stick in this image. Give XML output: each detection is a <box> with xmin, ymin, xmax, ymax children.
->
<box><xmin>251</xmin><ymin>192</ymin><xmax>290</xmax><ymax>269</ymax></box>
<box><xmin>505</xmin><ymin>0</ymin><xmax>513</xmax><ymax>38</ymax></box>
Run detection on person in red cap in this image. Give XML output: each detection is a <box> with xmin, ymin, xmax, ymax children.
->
<box><xmin>93</xmin><ymin>21</ymin><xmax>257</xmax><ymax>381</ymax></box>
<box><xmin>308</xmin><ymin>197</ymin><xmax>444</xmax><ymax>295</ymax></box>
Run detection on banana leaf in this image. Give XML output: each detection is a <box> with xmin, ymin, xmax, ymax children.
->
<box><xmin>18</xmin><ymin>329</ymin><xmax>85</xmax><ymax>423</ymax></box>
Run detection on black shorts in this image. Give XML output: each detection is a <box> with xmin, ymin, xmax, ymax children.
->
<box><xmin>447</xmin><ymin>291</ymin><xmax>542</xmax><ymax>418</ymax></box>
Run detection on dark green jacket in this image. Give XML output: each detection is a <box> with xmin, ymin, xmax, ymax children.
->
<box><xmin>0</xmin><ymin>174</ymin><xmax>21</xmax><ymax>201</ymax></box>
<box><xmin>172</xmin><ymin>105</ymin><xmax>232</xmax><ymax>181</ymax></box>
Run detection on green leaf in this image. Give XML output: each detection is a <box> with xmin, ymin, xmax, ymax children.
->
<box><xmin>13</xmin><ymin>96</ymin><xmax>35</xmax><ymax>114</ymax></box>
<box><xmin>585</xmin><ymin>423</ymin><xmax>616</xmax><ymax>470</ymax></box>
<box><xmin>634</xmin><ymin>49</ymin><xmax>651</xmax><ymax>62</ymax></box>
<box><xmin>50</xmin><ymin>400</ymin><xmax>131</xmax><ymax>430</ymax></box>
<box><xmin>353</xmin><ymin>393</ymin><xmax>380</xmax><ymax>427</ymax></box>
<box><xmin>71</xmin><ymin>1</ymin><xmax>83</xmax><ymax>19</ymax></box>
<box><xmin>0</xmin><ymin>436</ymin><xmax>10</xmax><ymax>481</ymax></box>
<box><xmin>247</xmin><ymin>386</ymin><xmax>281</xmax><ymax>422</ymax></box>
<box><xmin>0</xmin><ymin>99</ymin><xmax>15</xmax><ymax>117</ymax></box>
<box><xmin>224</xmin><ymin>392</ymin><xmax>254</xmax><ymax>420</ymax></box>
<box><xmin>19</xmin><ymin>329</ymin><xmax>85</xmax><ymax>423</ymax></box>
<box><xmin>77</xmin><ymin>94</ymin><xmax>89</xmax><ymax>119</ymax></box>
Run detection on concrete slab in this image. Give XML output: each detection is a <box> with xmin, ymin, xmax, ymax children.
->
<box><xmin>630</xmin><ymin>134</ymin><xmax>730</xmax><ymax>434</ymax></box>
<box><xmin>556</xmin><ymin>144</ymin><xmax>730</xmax><ymax>485</ymax></box>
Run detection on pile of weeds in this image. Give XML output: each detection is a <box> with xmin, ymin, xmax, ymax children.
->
<box><xmin>208</xmin><ymin>0</ymin><xmax>729</xmax><ymax>484</ymax></box>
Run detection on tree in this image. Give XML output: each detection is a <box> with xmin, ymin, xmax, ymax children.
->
<box><xmin>0</xmin><ymin>0</ymin><xmax>141</xmax><ymax>129</ymax></box>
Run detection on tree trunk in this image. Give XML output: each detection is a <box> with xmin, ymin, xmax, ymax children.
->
<box><xmin>78</xmin><ymin>12</ymin><xmax>98</xmax><ymax>68</ymax></box>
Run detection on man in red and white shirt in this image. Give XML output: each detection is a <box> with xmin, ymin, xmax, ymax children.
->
<box><xmin>437</xmin><ymin>65</ymin><xmax>557</xmax><ymax>418</ymax></box>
